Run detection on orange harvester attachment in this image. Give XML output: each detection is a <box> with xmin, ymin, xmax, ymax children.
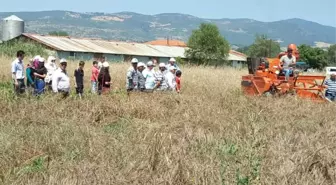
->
<box><xmin>241</xmin><ymin>44</ymin><xmax>327</xmax><ymax>102</ymax></box>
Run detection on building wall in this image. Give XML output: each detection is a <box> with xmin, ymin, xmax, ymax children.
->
<box><xmin>232</xmin><ymin>60</ymin><xmax>246</xmax><ymax>69</ymax></box>
<box><xmin>56</xmin><ymin>51</ymin><xmax>124</xmax><ymax>62</ymax></box>
<box><xmin>105</xmin><ymin>54</ymin><xmax>123</xmax><ymax>62</ymax></box>
<box><xmin>55</xmin><ymin>51</ymin><xmax>174</xmax><ymax>64</ymax></box>
<box><xmin>57</xmin><ymin>51</ymin><xmax>94</xmax><ymax>61</ymax></box>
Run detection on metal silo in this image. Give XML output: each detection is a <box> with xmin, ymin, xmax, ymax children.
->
<box><xmin>2</xmin><ymin>15</ymin><xmax>24</xmax><ymax>41</ymax></box>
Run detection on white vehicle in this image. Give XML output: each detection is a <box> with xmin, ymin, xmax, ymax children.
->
<box><xmin>325</xmin><ymin>67</ymin><xmax>336</xmax><ymax>77</ymax></box>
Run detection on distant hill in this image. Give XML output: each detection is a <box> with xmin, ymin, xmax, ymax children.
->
<box><xmin>0</xmin><ymin>10</ymin><xmax>335</xmax><ymax>47</ymax></box>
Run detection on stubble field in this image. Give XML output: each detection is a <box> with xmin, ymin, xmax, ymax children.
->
<box><xmin>0</xmin><ymin>56</ymin><xmax>335</xmax><ymax>185</ymax></box>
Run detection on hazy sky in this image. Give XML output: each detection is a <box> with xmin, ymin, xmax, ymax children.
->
<box><xmin>1</xmin><ymin>0</ymin><xmax>335</xmax><ymax>26</ymax></box>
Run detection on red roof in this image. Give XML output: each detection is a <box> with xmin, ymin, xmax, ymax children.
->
<box><xmin>229</xmin><ymin>50</ymin><xmax>247</xmax><ymax>57</ymax></box>
<box><xmin>146</xmin><ymin>39</ymin><xmax>187</xmax><ymax>47</ymax></box>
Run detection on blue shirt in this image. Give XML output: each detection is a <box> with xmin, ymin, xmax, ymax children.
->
<box><xmin>324</xmin><ymin>79</ymin><xmax>336</xmax><ymax>94</ymax></box>
<box><xmin>11</xmin><ymin>58</ymin><xmax>25</xmax><ymax>80</ymax></box>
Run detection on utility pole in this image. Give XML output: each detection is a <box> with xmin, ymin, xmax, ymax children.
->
<box><xmin>269</xmin><ymin>39</ymin><xmax>272</xmax><ymax>57</ymax></box>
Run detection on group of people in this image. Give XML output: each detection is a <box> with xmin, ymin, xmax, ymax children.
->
<box><xmin>11</xmin><ymin>50</ymin><xmax>182</xmax><ymax>98</ymax></box>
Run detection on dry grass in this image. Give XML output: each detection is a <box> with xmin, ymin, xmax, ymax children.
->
<box><xmin>0</xmin><ymin>56</ymin><xmax>335</xmax><ymax>185</ymax></box>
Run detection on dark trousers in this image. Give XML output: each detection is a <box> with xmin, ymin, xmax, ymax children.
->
<box><xmin>13</xmin><ymin>79</ymin><xmax>26</xmax><ymax>95</ymax></box>
<box><xmin>76</xmin><ymin>84</ymin><xmax>84</xmax><ymax>95</ymax></box>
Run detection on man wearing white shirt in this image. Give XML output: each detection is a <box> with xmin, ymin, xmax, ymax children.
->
<box><xmin>52</xmin><ymin>59</ymin><xmax>70</xmax><ymax>97</ymax></box>
<box><xmin>165</xmin><ymin>66</ymin><xmax>177</xmax><ymax>91</ymax></box>
<box><xmin>11</xmin><ymin>50</ymin><xmax>26</xmax><ymax>95</ymax></box>
<box><xmin>142</xmin><ymin>61</ymin><xmax>156</xmax><ymax>90</ymax></box>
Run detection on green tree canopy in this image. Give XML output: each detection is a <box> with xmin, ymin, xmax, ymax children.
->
<box><xmin>298</xmin><ymin>44</ymin><xmax>328</xmax><ymax>70</ymax></box>
<box><xmin>48</xmin><ymin>31</ymin><xmax>69</xmax><ymax>36</ymax></box>
<box><xmin>327</xmin><ymin>44</ymin><xmax>336</xmax><ymax>65</ymax></box>
<box><xmin>247</xmin><ymin>34</ymin><xmax>280</xmax><ymax>58</ymax></box>
<box><xmin>185</xmin><ymin>23</ymin><xmax>230</xmax><ymax>65</ymax></box>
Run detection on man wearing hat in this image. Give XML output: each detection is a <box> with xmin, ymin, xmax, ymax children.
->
<box><xmin>52</xmin><ymin>58</ymin><xmax>70</xmax><ymax>98</ymax></box>
<box><xmin>165</xmin><ymin>66</ymin><xmax>177</xmax><ymax>91</ymax></box>
<box><xmin>126</xmin><ymin>58</ymin><xmax>139</xmax><ymax>91</ymax></box>
<box><xmin>142</xmin><ymin>61</ymin><xmax>156</xmax><ymax>90</ymax></box>
<box><xmin>136</xmin><ymin>62</ymin><xmax>146</xmax><ymax>91</ymax></box>
<box><xmin>324</xmin><ymin>73</ymin><xmax>336</xmax><ymax>101</ymax></box>
<box><xmin>166</xmin><ymin>57</ymin><xmax>181</xmax><ymax>72</ymax></box>
<box><xmin>154</xmin><ymin>62</ymin><xmax>168</xmax><ymax>91</ymax></box>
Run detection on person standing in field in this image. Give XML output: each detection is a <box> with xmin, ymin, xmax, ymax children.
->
<box><xmin>142</xmin><ymin>61</ymin><xmax>156</xmax><ymax>91</ymax></box>
<box><xmin>165</xmin><ymin>66</ymin><xmax>177</xmax><ymax>91</ymax></box>
<box><xmin>33</xmin><ymin>57</ymin><xmax>47</xmax><ymax>95</ymax></box>
<box><xmin>26</xmin><ymin>59</ymin><xmax>35</xmax><ymax>94</ymax></box>
<box><xmin>45</xmin><ymin>56</ymin><xmax>57</xmax><ymax>91</ymax></box>
<box><xmin>126</xmin><ymin>58</ymin><xmax>139</xmax><ymax>91</ymax></box>
<box><xmin>91</xmin><ymin>61</ymin><xmax>99</xmax><ymax>94</ymax></box>
<box><xmin>166</xmin><ymin>57</ymin><xmax>181</xmax><ymax>72</ymax></box>
<box><xmin>154</xmin><ymin>63</ymin><xmax>168</xmax><ymax>91</ymax></box>
<box><xmin>175</xmin><ymin>70</ymin><xmax>182</xmax><ymax>93</ymax></box>
<box><xmin>52</xmin><ymin>59</ymin><xmax>70</xmax><ymax>98</ymax></box>
<box><xmin>11</xmin><ymin>50</ymin><xmax>26</xmax><ymax>95</ymax></box>
<box><xmin>324</xmin><ymin>73</ymin><xmax>336</xmax><ymax>101</ymax></box>
<box><xmin>74</xmin><ymin>61</ymin><xmax>85</xmax><ymax>98</ymax></box>
<box><xmin>98</xmin><ymin>62</ymin><xmax>112</xmax><ymax>95</ymax></box>
<box><xmin>136</xmin><ymin>62</ymin><xmax>146</xmax><ymax>91</ymax></box>
<box><xmin>98</xmin><ymin>57</ymin><xmax>105</xmax><ymax>72</ymax></box>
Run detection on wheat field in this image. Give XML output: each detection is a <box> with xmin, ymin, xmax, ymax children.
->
<box><xmin>0</xmin><ymin>56</ymin><xmax>335</xmax><ymax>185</ymax></box>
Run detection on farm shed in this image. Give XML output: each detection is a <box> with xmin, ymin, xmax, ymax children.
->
<box><xmin>13</xmin><ymin>33</ymin><xmax>186</xmax><ymax>63</ymax></box>
<box><xmin>8</xmin><ymin>33</ymin><xmax>247</xmax><ymax>66</ymax></box>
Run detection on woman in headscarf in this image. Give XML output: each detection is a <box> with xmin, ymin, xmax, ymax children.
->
<box><xmin>98</xmin><ymin>62</ymin><xmax>112</xmax><ymax>95</ymax></box>
<box><xmin>33</xmin><ymin>55</ymin><xmax>41</xmax><ymax>69</ymax></box>
<box><xmin>44</xmin><ymin>56</ymin><xmax>57</xmax><ymax>91</ymax></box>
<box><xmin>33</xmin><ymin>58</ymin><xmax>47</xmax><ymax>95</ymax></box>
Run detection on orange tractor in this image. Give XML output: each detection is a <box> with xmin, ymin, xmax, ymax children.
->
<box><xmin>241</xmin><ymin>44</ymin><xmax>328</xmax><ymax>102</ymax></box>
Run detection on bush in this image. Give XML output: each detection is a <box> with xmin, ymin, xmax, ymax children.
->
<box><xmin>0</xmin><ymin>37</ymin><xmax>48</xmax><ymax>58</ymax></box>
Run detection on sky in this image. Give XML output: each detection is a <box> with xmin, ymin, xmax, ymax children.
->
<box><xmin>1</xmin><ymin>0</ymin><xmax>335</xmax><ymax>27</ymax></box>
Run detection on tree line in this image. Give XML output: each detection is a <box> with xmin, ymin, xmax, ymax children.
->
<box><xmin>185</xmin><ymin>23</ymin><xmax>336</xmax><ymax>70</ymax></box>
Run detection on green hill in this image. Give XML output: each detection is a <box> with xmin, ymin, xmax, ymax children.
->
<box><xmin>0</xmin><ymin>11</ymin><xmax>335</xmax><ymax>47</ymax></box>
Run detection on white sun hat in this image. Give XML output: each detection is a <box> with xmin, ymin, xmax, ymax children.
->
<box><xmin>103</xmin><ymin>61</ymin><xmax>109</xmax><ymax>67</ymax></box>
<box><xmin>131</xmin><ymin>58</ymin><xmax>138</xmax><ymax>63</ymax></box>
<box><xmin>147</xmin><ymin>61</ymin><xmax>154</xmax><ymax>66</ymax></box>
<box><xmin>39</xmin><ymin>57</ymin><xmax>45</xmax><ymax>63</ymax></box>
<box><xmin>34</xmin><ymin>55</ymin><xmax>41</xmax><ymax>60</ymax></box>
<box><xmin>169</xmin><ymin>57</ymin><xmax>176</xmax><ymax>62</ymax></box>
<box><xmin>159</xmin><ymin>63</ymin><xmax>166</xmax><ymax>68</ymax></box>
<box><xmin>137</xmin><ymin>62</ymin><xmax>145</xmax><ymax>68</ymax></box>
<box><xmin>169</xmin><ymin>66</ymin><xmax>176</xmax><ymax>71</ymax></box>
<box><xmin>60</xmin><ymin>58</ymin><xmax>67</xmax><ymax>64</ymax></box>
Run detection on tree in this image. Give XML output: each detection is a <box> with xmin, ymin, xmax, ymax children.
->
<box><xmin>247</xmin><ymin>34</ymin><xmax>280</xmax><ymax>58</ymax></box>
<box><xmin>48</xmin><ymin>31</ymin><xmax>69</xmax><ymax>36</ymax></box>
<box><xmin>185</xmin><ymin>23</ymin><xmax>230</xmax><ymax>65</ymax></box>
<box><xmin>327</xmin><ymin>44</ymin><xmax>336</xmax><ymax>65</ymax></box>
<box><xmin>298</xmin><ymin>44</ymin><xmax>328</xmax><ymax>70</ymax></box>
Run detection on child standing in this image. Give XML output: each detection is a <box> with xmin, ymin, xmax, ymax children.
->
<box><xmin>74</xmin><ymin>61</ymin><xmax>85</xmax><ymax>98</ymax></box>
<box><xmin>91</xmin><ymin>61</ymin><xmax>99</xmax><ymax>94</ymax></box>
<box><xmin>175</xmin><ymin>70</ymin><xmax>182</xmax><ymax>93</ymax></box>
